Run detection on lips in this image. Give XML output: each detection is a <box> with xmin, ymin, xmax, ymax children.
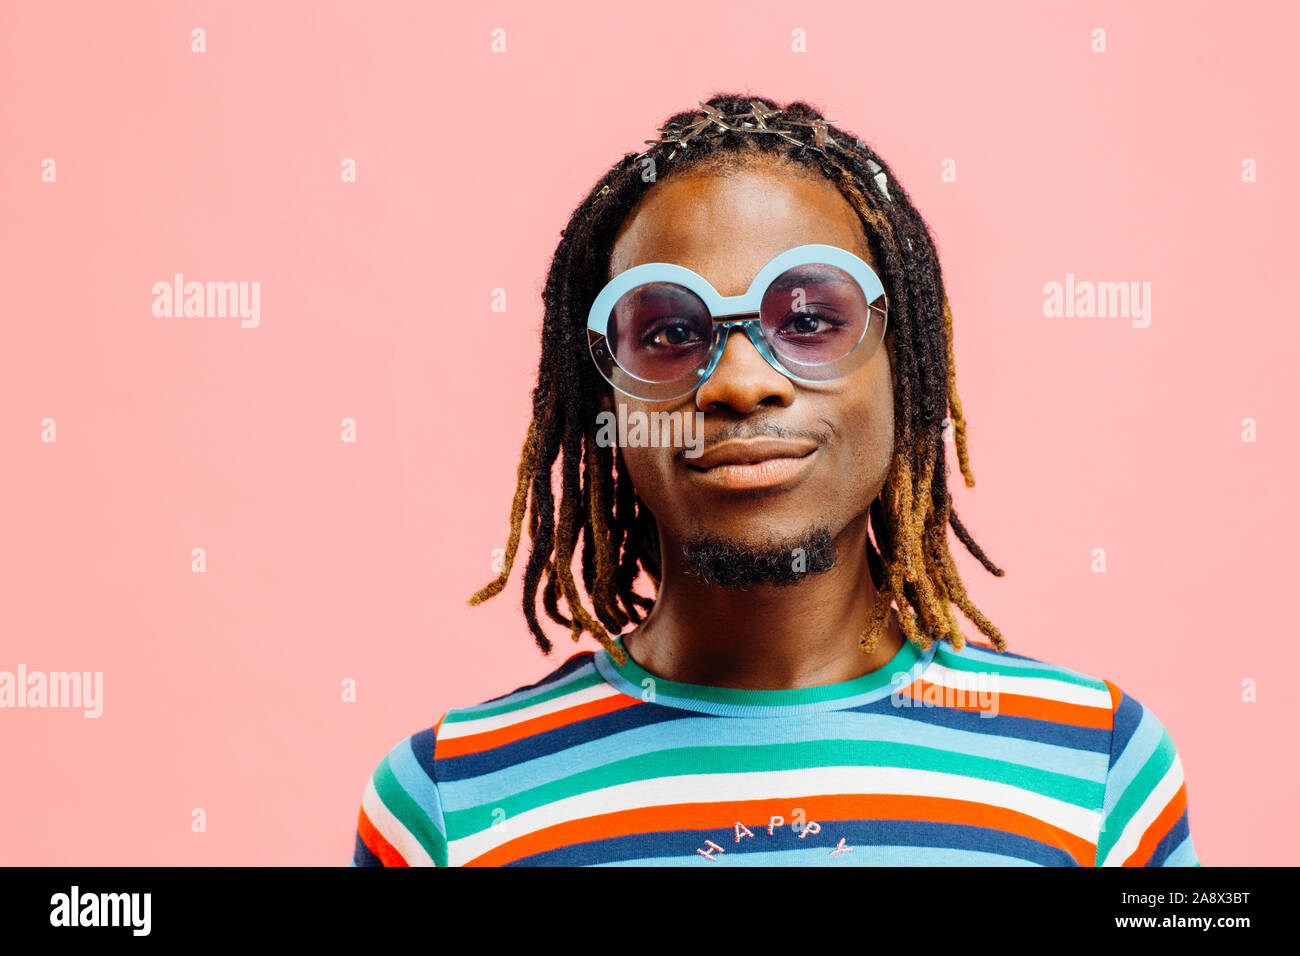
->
<box><xmin>686</xmin><ymin>438</ymin><xmax>819</xmax><ymax>491</ymax></box>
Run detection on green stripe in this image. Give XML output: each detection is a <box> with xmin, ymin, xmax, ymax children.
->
<box><xmin>604</xmin><ymin>635</ymin><xmax>922</xmax><ymax>708</ymax></box>
<box><xmin>442</xmin><ymin>669</ymin><xmax>606</xmax><ymax>724</ymax></box>
<box><xmin>934</xmin><ymin>649</ymin><xmax>1107</xmax><ymax>691</ymax></box>
<box><xmin>444</xmin><ymin>739</ymin><xmax>1103</xmax><ymax>833</ymax></box>
<box><xmin>374</xmin><ymin>757</ymin><xmax>448</xmax><ymax>866</ymax></box>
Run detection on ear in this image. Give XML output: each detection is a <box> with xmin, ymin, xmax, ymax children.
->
<box><xmin>885</xmin><ymin>327</ymin><xmax>902</xmax><ymax>368</ymax></box>
<box><xmin>881</xmin><ymin>328</ymin><xmax>898</xmax><ymax>389</ymax></box>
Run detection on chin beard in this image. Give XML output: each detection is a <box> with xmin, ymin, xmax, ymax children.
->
<box><xmin>681</xmin><ymin>526</ymin><xmax>837</xmax><ymax>588</ymax></box>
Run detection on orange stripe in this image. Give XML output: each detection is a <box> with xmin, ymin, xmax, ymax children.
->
<box><xmin>433</xmin><ymin>652</ymin><xmax>590</xmax><ymax>757</ymax></box>
<box><xmin>357</xmin><ymin>806</ymin><xmax>408</xmax><ymax>867</ymax></box>
<box><xmin>900</xmin><ymin>680</ymin><xmax>1112</xmax><ymax>728</ymax></box>
<box><xmin>437</xmin><ymin>693</ymin><xmax>640</xmax><ymax>758</ymax></box>
<box><xmin>466</xmin><ymin>793</ymin><xmax>1094</xmax><ymax>866</ymax></box>
<box><xmin>1122</xmin><ymin>783</ymin><xmax>1187</xmax><ymax>866</ymax></box>
<box><xmin>1103</xmin><ymin>679</ymin><xmax>1123</xmax><ymax>714</ymax></box>
<box><xmin>560</xmin><ymin>650</ymin><xmax>596</xmax><ymax>668</ymax></box>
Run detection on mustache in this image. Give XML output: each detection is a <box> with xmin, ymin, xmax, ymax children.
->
<box><xmin>690</xmin><ymin>419</ymin><xmax>829</xmax><ymax>454</ymax></box>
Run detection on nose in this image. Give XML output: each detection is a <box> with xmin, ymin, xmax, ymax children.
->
<box><xmin>694</xmin><ymin>325</ymin><xmax>796</xmax><ymax>414</ymax></box>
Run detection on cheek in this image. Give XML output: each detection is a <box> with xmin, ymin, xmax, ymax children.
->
<box><xmin>601</xmin><ymin>397</ymin><xmax>678</xmax><ymax>506</ymax></box>
<box><xmin>873</xmin><ymin>361</ymin><xmax>896</xmax><ymax>458</ymax></box>
<box><xmin>617</xmin><ymin>440</ymin><xmax>654</xmax><ymax>487</ymax></box>
<box><xmin>834</xmin><ymin>357</ymin><xmax>895</xmax><ymax>495</ymax></box>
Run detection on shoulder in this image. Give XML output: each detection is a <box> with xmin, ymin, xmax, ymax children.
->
<box><xmin>1091</xmin><ymin>681</ymin><xmax>1196</xmax><ymax>866</ymax></box>
<box><xmin>435</xmin><ymin>648</ymin><xmax>609</xmax><ymax>751</ymax></box>
<box><xmin>352</xmin><ymin>720</ymin><xmax>446</xmax><ymax>866</ymax></box>
<box><xmin>931</xmin><ymin>637</ymin><xmax>1185</xmax><ymax>744</ymax></box>
<box><xmin>351</xmin><ymin>649</ymin><xmax>603</xmax><ymax>866</ymax></box>
<box><xmin>927</xmin><ymin>637</ymin><xmax>1115</xmax><ymax>725</ymax></box>
<box><xmin>931</xmin><ymin>637</ymin><xmax>1111</xmax><ymax>691</ymax></box>
<box><xmin>373</xmin><ymin>648</ymin><xmax>604</xmax><ymax>775</ymax></box>
<box><xmin>931</xmin><ymin>639</ymin><xmax>1197</xmax><ymax>865</ymax></box>
<box><xmin>373</xmin><ymin>647</ymin><xmax>602</xmax><ymax>765</ymax></box>
<box><xmin>370</xmin><ymin>649</ymin><xmax>604</xmax><ymax>793</ymax></box>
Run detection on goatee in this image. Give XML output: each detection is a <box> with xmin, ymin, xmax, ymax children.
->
<box><xmin>681</xmin><ymin>526</ymin><xmax>836</xmax><ymax>588</ymax></box>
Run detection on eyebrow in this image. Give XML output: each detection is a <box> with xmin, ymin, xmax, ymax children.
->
<box><xmin>764</xmin><ymin>264</ymin><xmax>852</xmax><ymax>293</ymax></box>
<box><xmin>620</xmin><ymin>282</ymin><xmax>703</xmax><ymax>309</ymax></box>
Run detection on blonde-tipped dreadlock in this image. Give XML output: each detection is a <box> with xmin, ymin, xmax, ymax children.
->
<box><xmin>469</xmin><ymin>93</ymin><xmax>1007</xmax><ymax>664</ymax></box>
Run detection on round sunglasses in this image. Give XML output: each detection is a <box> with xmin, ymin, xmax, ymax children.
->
<box><xmin>586</xmin><ymin>244</ymin><xmax>888</xmax><ymax>401</ymax></box>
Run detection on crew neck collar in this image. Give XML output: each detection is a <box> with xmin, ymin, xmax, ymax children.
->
<box><xmin>591</xmin><ymin>632</ymin><xmax>939</xmax><ymax>717</ymax></box>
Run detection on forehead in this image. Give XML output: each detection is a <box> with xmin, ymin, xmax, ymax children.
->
<box><xmin>608</xmin><ymin>163</ymin><xmax>875</xmax><ymax>297</ymax></box>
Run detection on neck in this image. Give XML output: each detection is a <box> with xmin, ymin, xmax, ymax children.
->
<box><xmin>621</xmin><ymin>512</ymin><xmax>906</xmax><ymax>690</ymax></box>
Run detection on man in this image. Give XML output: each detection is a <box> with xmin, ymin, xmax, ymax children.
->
<box><xmin>349</xmin><ymin>96</ymin><xmax>1198</xmax><ymax>866</ymax></box>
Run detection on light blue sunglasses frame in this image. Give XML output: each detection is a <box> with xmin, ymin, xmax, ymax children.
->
<box><xmin>586</xmin><ymin>243</ymin><xmax>888</xmax><ymax>401</ymax></box>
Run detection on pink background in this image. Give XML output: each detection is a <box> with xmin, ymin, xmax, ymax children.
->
<box><xmin>1</xmin><ymin>0</ymin><xmax>1295</xmax><ymax>865</ymax></box>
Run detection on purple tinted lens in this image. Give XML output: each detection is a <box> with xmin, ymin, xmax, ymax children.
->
<box><xmin>608</xmin><ymin>282</ymin><xmax>712</xmax><ymax>382</ymax></box>
<box><xmin>759</xmin><ymin>264</ymin><xmax>870</xmax><ymax>365</ymax></box>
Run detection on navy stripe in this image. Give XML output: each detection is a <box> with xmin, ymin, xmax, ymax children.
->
<box><xmin>1110</xmin><ymin>691</ymin><xmax>1144</xmax><ymax>769</ymax></box>
<box><xmin>352</xmin><ymin>832</ymin><xmax>383</xmax><ymax>867</ymax></box>
<box><xmin>408</xmin><ymin>725</ymin><xmax>440</xmax><ymax>783</ymax></box>
<box><xmin>508</xmin><ymin>819</ymin><xmax>1077</xmax><ymax>867</ymax></box>
<box><xmin>438</xmin><ymin>701</ymin><xmax>695</xmax><ymax>781</ymax></box>
<box><xmin>849</xmin><ymin>694</ymin><xmax>1111</xmax><ymax>754</ymax></box>
<box><xmin>1145</xmin><ymin>809</ymin><xmax>1191</xmax><ymax>866</ymax></box>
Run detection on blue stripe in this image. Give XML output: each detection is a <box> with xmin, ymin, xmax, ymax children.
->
<box><xmin>1146</xmin><ymin>809</ymin><xmax>1193</xmax><ymax>866</ymax></box>
<box><xmin>1162</xmin><ymin>833</ymin><xmax>1199</xmax><ymax>867</ymax></box>
<box><xmin>388</xmin><ymin>735</ymin><xmax>447</xmax><ymax>839</ymax></box>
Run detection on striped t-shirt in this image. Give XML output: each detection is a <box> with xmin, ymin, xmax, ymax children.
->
<box><xmin>349</xmin><ymin>634</ymin><xmax>1199</xmax><ymax>866</ymax></box>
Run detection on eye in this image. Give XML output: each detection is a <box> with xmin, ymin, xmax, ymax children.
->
<box><xmin>779</xmin><ymin>310</ymin><xmax>843</xmax><ymax>336</ymax></box>
<box><xmin>646</xmin><ymin>322</ymin><xmax>704</xmax><ymax>347</ymax></box>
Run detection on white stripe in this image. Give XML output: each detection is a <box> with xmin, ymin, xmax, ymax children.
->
<box><xmin>921</xmin><ymin>662</ymin><xmax>1112</xmax><ymax>709</ymax></box>
<box><xmin>446</xmin><ymin>764</ymin><xmax>1098</xmax><ymax>865</ymax></box>
<box><xmin>438</xmin><ymin>681</ymin><xmax>624</xmax><ymax>740</ymax></box>
<box><xmin>363</xmin><ymin>776</ymin><xmax>434</xmax><ymax>867</ymax></box>
<box><xmin>1100</xmin><ymin>752</ymin><xmax>1184</xmax><ymax>866</ymax></box>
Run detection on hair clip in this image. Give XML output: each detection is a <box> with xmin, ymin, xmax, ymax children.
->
<box><xmin>865</xmin><ymin>158</ymin><xmax>892</xmax><ymax>201</ymax></box>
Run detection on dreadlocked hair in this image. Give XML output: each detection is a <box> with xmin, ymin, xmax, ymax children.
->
<box><xmin>468</xmin><ymin>93</ymin><xmax>1007</xmax><ymax>665</ymax></box>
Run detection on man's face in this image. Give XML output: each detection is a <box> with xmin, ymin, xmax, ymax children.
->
<box><xmin>605</xmin><ymin>159</ymin><xmax>896</xmax><ymax>580</ymax></box>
